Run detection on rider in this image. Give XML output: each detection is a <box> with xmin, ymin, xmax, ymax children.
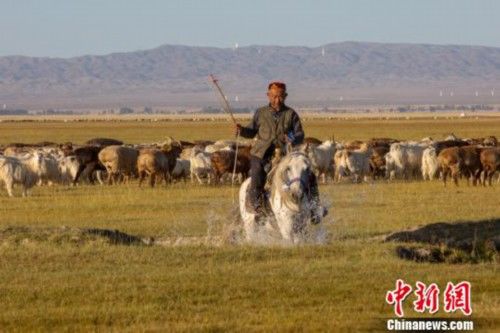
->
<box><xmin>235</xmin><ymin>81</ymin><xmax>324</xmax><ymax>225</ymax></box>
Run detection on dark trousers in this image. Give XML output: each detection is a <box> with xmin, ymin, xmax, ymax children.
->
<box><xmin>248</xmin><ymin>156</ymin><xmax>268</xmax><ymax>210</ymax></box>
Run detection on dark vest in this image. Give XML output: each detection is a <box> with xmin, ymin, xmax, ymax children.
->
<box><xmin>251</xmin><ymin>106</ymin><xmax>295</xmax><ymax>159</ymax></box>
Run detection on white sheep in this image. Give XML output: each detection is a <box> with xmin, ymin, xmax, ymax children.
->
<box><xmin>0</xmin><ymin>153</ymin><xmax>41</xmax><ymax>197</ymax></box>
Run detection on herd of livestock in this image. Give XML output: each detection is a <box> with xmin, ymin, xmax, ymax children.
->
<box><xmin>0</xmin><ymin>133</ymin><xmax>499</xmax><ymax>197</ymax></box>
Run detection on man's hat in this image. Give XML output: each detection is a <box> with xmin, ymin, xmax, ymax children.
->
<box><xmin>268</xmin><ymin>81</ymin><xmax>287</xmax><ymax>91</ymax></box>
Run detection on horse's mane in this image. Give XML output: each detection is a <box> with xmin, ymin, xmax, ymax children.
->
<box><xmin>270</xmin><ymin>152</ymin><xmax>310</xmax><ymax>212</ymax></box>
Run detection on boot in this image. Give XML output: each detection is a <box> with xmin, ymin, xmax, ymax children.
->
<box><xmin>245</xmin><ymin>196</ymin><xmax>267</xmax><ymax>226</ymax></box>
<box><xmin>308</xmin><ymin>174</ymin><xmax>326</xmax><ymax>225</ymax></box>
<box><xmin>311</xmin><ymin>205</ymin><xmax>328</xmax><ymax>225</ymax></box>
<box><xmin>254</xmin><ymin>205</ymin><xmax>267</xmax><ymax>226</ymax></box>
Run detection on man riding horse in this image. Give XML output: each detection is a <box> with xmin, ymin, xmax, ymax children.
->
<box><xmin>235</xmin><ymin>81</ymin><xmax>325</xmax><ymax>225</ymax></box>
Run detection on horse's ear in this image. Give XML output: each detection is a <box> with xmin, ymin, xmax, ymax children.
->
<box><xmin>330</xmin><ymin>133</ymin><xmax>335</xmax><ymax>142</ymax></box>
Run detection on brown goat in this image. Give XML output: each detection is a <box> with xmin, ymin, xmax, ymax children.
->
<box><xmin>480</xmin><ymin>147</ymin><xmax>500</xmax><ymax>186</ymax></box>
<box><xmin>438</xmin><ymin>146</ymin><xmax>483</xmax><ymax>186</ymax></box>
<box><xmin>370</xmin><ymin>145</ymin><xmax>390</xmax><ymax>179</ymax></box>
<box><xmin>137</xmin><ymin>142</ymin><xmax>182</xmax><ymax>187</ymax></box>
<box><xmin>459</xmin><ymin>146</ymin><xmax>484</xmax><ymax>186</ymax></box>
<box><xmin>438</xmin><ymin>147</ymin><xmax>461</xmax><ymax>186</ymax></box>
<box><xmin>210</xmin><ymin>145</ymin><xmax>252</xmax><ymax>184</ymax></box>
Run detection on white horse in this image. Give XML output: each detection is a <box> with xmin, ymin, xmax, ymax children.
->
<box><xmin>239</xmin><ymin>151</ymin><xmax>326</xmax><ymax>244</ymax></box>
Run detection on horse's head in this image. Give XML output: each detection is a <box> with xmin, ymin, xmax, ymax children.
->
<box><xmin>273</xmin><ymin>152</ymin><xmax>314</xmax><ymax>211</ymax></box>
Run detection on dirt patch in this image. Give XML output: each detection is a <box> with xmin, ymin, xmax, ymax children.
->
<box><xmin>0</xmin><ymin>226</ymin><xmax>152</xmax><ymax>246</ymax></box>
<box><xmin>153</xmin><ymin>236</ymin><xmax>224</xmax><ymax>247</ymax></box>
<box><xmin>0</xmin><ymin>226</ymin><xmax>237</xmax><ymax>248</ymax></box>
<box><xmin>385</xmin><ymin>219</ymin><xmax>499</xmax><ymax>263</ymax></box>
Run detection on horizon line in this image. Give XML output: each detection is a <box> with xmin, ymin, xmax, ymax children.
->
<box><xmin>2</xmin><ymin>40</ymin><xmax>500</xmax><ymax>60</ymax></box>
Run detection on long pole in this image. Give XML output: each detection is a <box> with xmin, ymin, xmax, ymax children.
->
<box><xmin>209</xmin><ymin>74</ymin><xmax>240</xmax><ymax>203</ymax></box>
<box><xmin>209</xmin><ymin>74</ymin><xmax>237</xmax><ymax>125</ymax></box>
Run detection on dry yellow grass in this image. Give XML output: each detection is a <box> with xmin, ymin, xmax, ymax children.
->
<box><xmin>0</xmin><ymin>117</ymin><xmax>498</xmax><ymax>331</ymax></box>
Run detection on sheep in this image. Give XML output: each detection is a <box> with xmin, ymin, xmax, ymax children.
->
<box><xmin>306</xmin><ymin>140</ymin><xmax>336</xmax><ymax>184</ymax></box>
<box><xmin>190</xmin><ymin>147</ymin><xmax>213</xmax><ymax>185</ymax></box>
<box><xmin>386</xmin><ymin>142</ymin><xmax>427</xmax><ymax>180</ymax></box>
<box><xmin>171</xmin><ymin>158</ymin><xmax>190</xmax><ymax>182</ymax></box>
<box><xmin>137</xmin><ymin>149</ymin><xmax>170</xmax><ymax>187</ymax></box>
<box><xmin>333</xmin><ymin>149</ymin><xmax>349</xmax><ymax>182</ymax></box>
<box><xmin>98</xmin><ymin>145</ymin><xmax>140</xmax><ymax>185</ymax></box>
<box><xmin>137</xmin><ymin>139</ymin><xmax>183</xmax><ymax>187</ymax></box>
<box><xmin>344</xmin><ymin>143</ymin><xmax>373</xmax><ymax>183</ymax></box>
<box><xmin>58</xmin><ymin>155</ymin><xmax>81</xmax><ymax>185</ymax></box>
<box><xmin>72</xmin><ymin>145</ymin><xmax>105</xmax><ymax>185</ymax></box>
<box><xmin>421</xmin><ymin>146</ymin><xmax>439</xmax><ymax>180</ymax></box>
<box><xmin>480</xmin><ymin>148</ymin><xmax>500</xmax><ymax>186</ymax></box>
<box><xmin>37</xmin><ymin>154</ymin><xmax>62</xmax><ymax>186</ymax></box>
<box><xmin>0</xmin><ymin>153</ymin><xmax>41</xmax><ymax>197</ymax></box>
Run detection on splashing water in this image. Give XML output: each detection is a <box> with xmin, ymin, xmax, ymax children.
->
<box><xmin>224</xmin><ymin>194</ymin><xmax>334</xmax><ymax>246</ymax></box>
<box><xmin>155</xmin><ymin>194</ymin><xmax>334</xmax><ymax>247</ymax></box>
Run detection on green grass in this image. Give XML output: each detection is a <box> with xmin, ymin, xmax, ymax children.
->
<box><xmin>0</xmin><ymin>118</ymin><xmax>499</xmax><ymax>331</ymax></box>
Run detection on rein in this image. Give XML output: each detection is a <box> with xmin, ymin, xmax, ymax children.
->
<box><xmin>283</xmin><ymin>173</ymin><xmax>312</xmax><ymax>194</ymax></box>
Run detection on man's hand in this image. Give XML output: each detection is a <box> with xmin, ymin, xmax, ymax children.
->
<box><xmin>280</xmin><ymin>132</ymin><xmax>294</xmax><ymax>144</ymax></box>
<box><xmin>235</xmin><ymin>124</ymin><xmax>242</xmax><ymax>136</ymax></box>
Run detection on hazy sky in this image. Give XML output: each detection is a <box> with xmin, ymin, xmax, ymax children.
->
<box><xmin>1</xmin><ymin>0</ymin><xmax>499</xmax><ymax>58</ymax></box>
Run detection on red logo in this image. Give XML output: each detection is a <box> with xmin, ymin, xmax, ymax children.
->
<box><xmin>386</xmin><ymin>279</ymin><xmax>413</xmax><ymax>317</ymax></box>
<box><xmin>413</xmin><ymin>281</ymin><xmax>440</xmax><ymax>314</ymax></box>
<box><xmin>386</xmin><ymin>280</ymin><xmax>472</xmax><ymax>317</ymax></box>
<box><xmin>444</xmin><ymin>281</ymin><xmax>472</xmax><ymax>315</ymax></box>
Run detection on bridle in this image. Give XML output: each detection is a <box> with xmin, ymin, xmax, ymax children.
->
<box><xmin>283</xmin><ymin>169</ymin><xmax>313</xmax><ymax>195</ymax></box>
<box><xmin>285</xmin><ymin>177</ymin><xmax>307</xmax><ymax>189</ymax></box>
<box><xmin>280</xmin><ymin>153</ymin><xmax>313</xmax><ymax>196</ymax></box>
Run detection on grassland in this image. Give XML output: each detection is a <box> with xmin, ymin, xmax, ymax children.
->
<box><xmin>0</xmin><ymin>117</ymin><xmax>499</xmax><ymax>332</ymax></box>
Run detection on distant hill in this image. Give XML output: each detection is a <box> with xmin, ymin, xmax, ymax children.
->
<box><xmin>1</xmin><ymin>42</ymin><xmax>499</xmax><ymax>108</ymax></box>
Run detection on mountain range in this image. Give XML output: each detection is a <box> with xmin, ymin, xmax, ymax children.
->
<box><xmin>1</xmin><ymin>41</ymin><xmax>499</xmax><ymax>109</ymax></box>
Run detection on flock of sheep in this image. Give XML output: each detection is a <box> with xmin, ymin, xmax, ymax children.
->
<box><xmin>0</xmin><ymin>133</ymin><xmax>499</xmax><ymax>197</ymax></box>
<box><xmin>316</xmin><ymin>134</ymin><xmax>499</xmax><ymax>186</ymax></box>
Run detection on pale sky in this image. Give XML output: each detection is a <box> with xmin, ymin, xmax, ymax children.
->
<box><xmin>1</xmin><ymin>0</ymin><xmax>499</xmax><ymax>58</ymax></box>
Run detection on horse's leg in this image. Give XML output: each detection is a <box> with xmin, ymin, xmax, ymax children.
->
<box><xmin>279</xmin><ymin>223</ymin><xmax>294</xmax><ymax>244</ymax></box>
<box><xmin>243</xmin><ymin>216</ymin><xmax>256</xmax><ymax>242</ymax></box>
<box><xmin>275</xmin><ymin>211</ymin><xmax>294</xmax><ymax>245</ymax></box>
<box><xmin>239</xmin><ymin>179</ymin><xmax>256</xmax><ymax>242</ymax></box>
